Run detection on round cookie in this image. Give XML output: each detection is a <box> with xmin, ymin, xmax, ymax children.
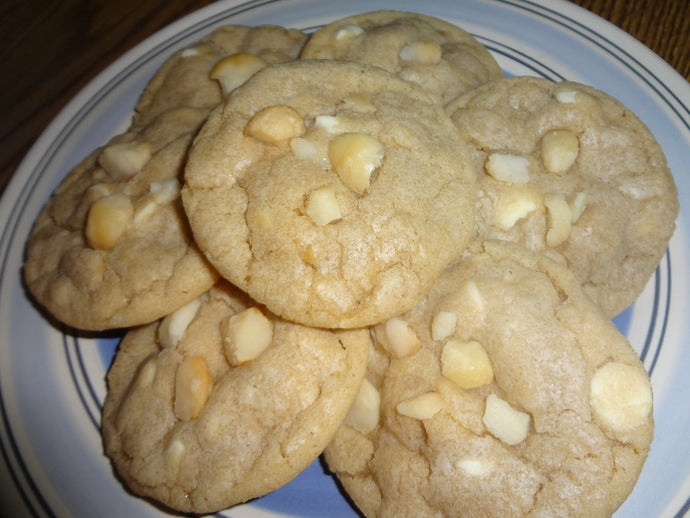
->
<box><xmin>102</xmin><ymin>281</ymin><xmax>370</xmax><ymax>514</ymax></box>
<box><xmin>24</xmin><ymin>24</ymin><xmax>307</xmax><ymax>331</ymax></box>
<box><xmin>325</xmin><ymin>240</ymin><xmax>654</xmax><ymax>517</ymax></box>
<box><xmin>134</xmin><ymin>24</ymin><xmax>308</xmax><ymax>126</ymax></box>
<box><xmin>445</xmin><ymin>75</ymin><xmax>678</xmax><ymax>317</ymax></box>
<box><xmin>182</xmin><ymin>60</ymin><xmax>477</xmax><ymax>329</ymax></box>
<box><xmin>300</xmin><ymin>10</ymin><xmax>504</xmax><ymax>105</ymax></box>
<box><xmin>24</xmin><ymin>107</ymin><xmax>218</xmax><ymax>330</ymax></box>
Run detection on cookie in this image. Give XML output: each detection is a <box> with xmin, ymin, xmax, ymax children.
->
<box><xmin>24</xmin><ymin>107</ymin><xmax>218</xmax><ymax>330</ymax></box>
<box><xmin>182</xmin><ymin>59</ymin><xmax>477</xmax><ymax>329</ymax></box>
<box><xmin>325</xmin><ymin>240</ymin><xmax>654</xmax><ymax>517</ymax></box>
<box><xmin>24</xmin><ymin>24</ymin><xmax>307</xmax><ymax>330</ymax></box>
<box><xmin>134</xmin><ymin>24</ymin><xmax>308</xmax><ymax>126</ymax></box>
<box><xmin>102</xmin><ymin>281</ymin><xmax>370</xmax><ymax>514</ymax></box>
<box><xmin>445</xmin><ymin>75</ymin><xmax>678</xmax><ymax>317</ymax></box>
<box><xmin>300</xmin><ymin>10</ymin><xmax>504</xmax><ymax>105</ymax></box>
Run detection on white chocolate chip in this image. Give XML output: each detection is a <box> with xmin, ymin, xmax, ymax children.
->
<box><xmin>495</xmin><ymin>184</ymin><xmax>541</xmax><ymax>230</ymax></box>
<box><xmin>399</xmin><ymin>40</ymin><xmax>442</xmax><ymax>64</ymax></box>
<box><xmin>220</xmin><ymin>307</ymin><xmax>273</xmax><ymax>365</ymax></box>
<box><xmin>210</xmin><ymin>53</ymin><xmax>267</xmax><ymax>96</ymax></box>
<box><xmin>245</xmin><ymin>105</ymin><xmax>305</xmax><ymax>144</ymax></box>
<box><xmin>544</xmin><ymin>193</ymin><xmax>572</xmax><ymax>247</ymax></box>
<box><xmin>555</xmin><ymin>89</ymin><xmax>579</xmax><ymax>104</ymax></box>
<box><xmin>305</xmin><ymin>186</ymin><xmax>342</xmax><ymax>226</ymax></box>
<box><xmin>485</xmin><ymin>153</ymin><xmax>530</xmax><ymax>183</ymax></box>
<box><xmin>397</xmin><ymin>391</ymin><xmax>444</xmax><ymax>420</ymax></box>
<box><xmin>289</xmin><ymin>137</ymin><xmax>319</xmax><ymax>160</ymax></box>
<box><xmin>165</xmin><ymin>439</ymin><xmax>186</xmax><ymax>474</ymax></box>
<box><xmin>98</xmin><ymin>141</ymin><xmax>152</xmax><ymax>180</ymax></box>
<box><xmin>180</xmin><ymin>43</ymin><xmax>211</xmax><ymax>57</ymax></box>
<box><xmin>158</xmin><ymin>297</ymin><xmax>202</xmax><ymax>349</ymax></box>
<box><xmin>590</xmin><ymin>361</ymin><xmax>652</xmax><ymax>433</ymax></box>
<box><xmin>441</xmin><ymin>340</ymin><xmax>494</xmax><ymax>390</ymax></box>
<box><xmin>133</xmin><ymin>178</ymin><xmax>182</xmax><ymax>223</ymax></box>
<box><xmin>431</xmin><ymin>311</ymin><xmax>458</xmax><ymax>341</ymax></box>
<box><xmin>568</xmin><ymin>192</ymin><xmax>587</xmax><ymax>223</ymax></box>
<box><xmin>374</xmin><ymin>317</ymin><xmax>421</xmax><ymax>358</ymax></box>
<box><xmin>482</xmin><ymin>394</ymin><xmax>530</xmax><ymax>445</ymax></box>
<box><xmin>134</xmin><ymin>356</ymin><xmax>158</xmax><ymax>389</ymax></box>
<box><xmin>315</xmin><ymin>115</ymin><xmax>342</xmax><ymax>133</ymax></box>
<box><xmin>334</xmin><ymin>24</ymin><xmax>364</xmax><ymax>41</ymax></box>
<box><xmin>328</xmin><ymin>133</ymin><xmax>384</xmax><ymax>193</ymax></box>
<box><xmin>174</xmin><ymin>356</ymin><xmax>213</xmax><ymax>421</ymax></box>
<box><xmin>457</xmin><ymin>457</ymin><xmax>493</xmax><ymax>477</ymax></box>
<box><xmin>541</xmin><ymin>129</ymin><xmax>579</xmax><ymax>174</ymax></box>
<box><xmin>84</xmin><ymin>193</ymin><xmax>134</xmax><ymax>250</ymax></box>
<box><xmin>344</xmin><ymin>378</ymin><xmax>380</xmax><ymax>434</ymax></box>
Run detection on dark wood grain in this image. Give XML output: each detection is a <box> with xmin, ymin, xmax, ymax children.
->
<box><xmin>1</xmin><ymin>0</ymin><xmax>688</xmax><ymax>197</ymax></box>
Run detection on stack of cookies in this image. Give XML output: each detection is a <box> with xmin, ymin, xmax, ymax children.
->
<box><xmin>23</xmin><ymin>10</ymin><xmax>678</xmax><ymax>517</ymax></box>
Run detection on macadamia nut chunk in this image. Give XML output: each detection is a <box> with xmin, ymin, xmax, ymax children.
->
<box><xmin>328</xmin><ymin>132</ymin><xmax>384</xmax><ymax>193</ymax></box>
<box><xmin>210</xmin><ymin>52</ymin><xmax>267</xmax><ymax>96</ymax></box>
<box><xmin>245</xmin><ymin>105</ymin><xmax>305</xmax><ymax>144</ymax></box>
<box><xmin>590</xmin><ymin>361</ymin><xmax>653</xmax><ymax>434</ymax></box>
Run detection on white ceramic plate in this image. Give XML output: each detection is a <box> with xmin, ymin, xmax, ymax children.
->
<box><xmin>1</xmin><ymin>0</ymin><xmax>689</xmax><ymax>516</ymax></box>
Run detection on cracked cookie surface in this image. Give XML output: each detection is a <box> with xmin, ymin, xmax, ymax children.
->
<box><xmin>23</xmin><ymin>25</ymin><xmax>306</xmax><ymax>330</ymax></box>
<box><xmin>446</xmin><ymin>75</ymin><xmax>678</xmax><ymax>317</ymax></box>
<box><xmin>182</xmin><ymin>60</ymin><xmax>477</xmax><ymax>328</ymax></box>
<box><xmin>324</xmin><ymin>240</ymin><xmax>653</xmax><ymax>517</ymax></box>
<box><xmin>300</xmin><ymin>10</ymin><xmax>504</xmax><ymax>105</ymax></box>
<box><xmin>102</xmin><ymin>281</ymin><xmax>370</xmax><ymax>514</ymax></box>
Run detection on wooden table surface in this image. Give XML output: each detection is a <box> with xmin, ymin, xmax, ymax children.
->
<box><xmin>1</xmin><ymin>0</ymin><xmax>689</xmax><ymax>198</ymax></box>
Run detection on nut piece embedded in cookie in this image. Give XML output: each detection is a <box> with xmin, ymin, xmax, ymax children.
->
<box><xmin>396</xmin><ymin>391</ymin><xmax>444</xmax><ymax>420</ymax></box>
<box><xmin>328</xmin><ymin>132</ymin><xmax>384</xmax><ymax>193</ymax></box>
<box><xmin>544</xmin><ymin>193</ymin><xmax>572</xmax><ymax>247</ymax></box>
<box><xmin>84</xmin><ymin>193</ymin><xmax>134</xmax><ymax>250</ymax></box>
<box><xmin>158</xmin><ymin>297</ymin><xmax>202</xmax><ymax>349</ymax></box>
<box><xmin>210</xmin><ymin>53</ymin><xmax>267</xmax><ymax>96</ymax></box>
<box><xmin>482</xmin><ymin>393</ymin><xmax>530</xmax><ymax>445</ymax></box>
<box><xmin>98</xmin><ymin>141</ymin><xmax>152</xmax><ymax>179</ymax></box>
<box><xmin>430</xmin><ymin>311</ymin><xmax>458</xmax><ymax>341</ymax></box>
<box><xmin>441</xmin><ymin>339</ymin><xmax>494</xmax><ymax>390</ymax></box>
<box><xmin>174</xmin><ymin>356</ymin><xmax>213</xmax><ymax>421</ymax></box>
<box><xmin>374</xmin><ymin>317</ymin><xmax>421</xmax><ymax>358</ymax></box>
<box><xmin>245</xmin><ymin>105</ymin><xmax>305</xmax><ymax>144</ymax></box>
<box><xmin>399</xmin><ymin>40</ymin><xmax>442</xmax><ymax>64</ymax></box>
<box><xmin>305</xmin><ymin>186</ymin><xmax>342</xmax><ymax>226</ymax></box>
<box><xmin>590</xmin><ymin>361</ymin><xmax>653</xmax><ymax>434</ymax></box>
<box><xmin>485</xmin><ymin>152</ymin><xmax>530</xmax><ymax>183</ymax></box>
<box><xmin>541</xmin><ymin>129</ymin><xmax>579</xmax><ymax>174</ymax></box>
<box><xmin>220</xmin><ymin>307</ymin><xmax>273</xmax><ymax>365</ymax></box>
<box><xmin>344</xmin><ymin>378</ymin><xmax>380</xmax><ymax>434</ymax></box>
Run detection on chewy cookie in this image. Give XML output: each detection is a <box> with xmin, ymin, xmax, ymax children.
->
<box><xmin>325</xmin><ymin>240</ymin><xmax>654</xmax><ymax>517</ymax></box>
<box><xmin>102</xmin><ymin>281</ymin><xmax>370</xmax><ymax>514</ymax></box>
<box><xmin>24</xmin><ymin>24</ymin><xmax>307</xmax><ymax>331</ymax></box>
<box><xmin>134</xmin><ymin>24</ymin><xmax>307</xmax><ymax>126</ymax></box>
<box><xmin>300</xmin><ymin>10</ymin><xmax>504</xmax><ymax>105</ymax></box>
<box><xmin>182</xmin><ymin>60</ymin><xmax>477</xmax><ymax>329</ymax></box>
<box><xmin>446</xmin><ymin>76</ymin><xmax>679</xmax><ymax>317</ymax></box>
<box><xmin>24</xmin><ymin>107</ymin><xmax>218</xmax><ymax>330</ymax></box>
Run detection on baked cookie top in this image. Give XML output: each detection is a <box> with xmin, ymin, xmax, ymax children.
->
<box><xmin>102</xmin><ymin>281</ymin><xmax>370</xmax><ymax>514</ymax></box>
<box><xmin>300</xmin><ymin>10</ymin><xmax>504</xmax><ymax>105</ymax></box>
<box><xmin>325</xmin><ymin>240</ymin><xmax>654</xmax><ymax>517</ymax></box>
<box><xmin>182</xmin><ymin>60</ymin><xmax>477</xmax><ymax>329</ymax></box>
<box><xmin>134</xmin><ymin>24</ymin><xmax>307</xmax><ymax>126</ymax></box>
<box><xmin>446</xmin><ymin>75</ymin><xmax>678</xmax><ymax>317</ymax></box>
<box><xmin>24</xmin><ymin>107</ymin><xmax>219</xmax><ymax>330</ymax></box>
<box><xmin>24</xmin><ymin>24</ymin><xmax>307</xmax><ymax>331</ymax></box>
